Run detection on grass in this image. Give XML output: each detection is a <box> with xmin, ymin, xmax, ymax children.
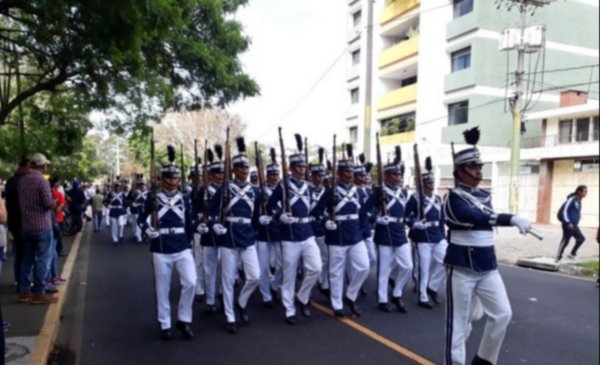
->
<box><xmin>575</xmin><ymin>260</ymin><xmax>599</xmax><ymax>276</ymax></box>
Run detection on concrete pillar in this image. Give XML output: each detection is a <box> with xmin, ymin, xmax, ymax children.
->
<box><xmin>536</xmin><ymin>159</ymin><xmax>553</xmax><ymax>224</ymax></box>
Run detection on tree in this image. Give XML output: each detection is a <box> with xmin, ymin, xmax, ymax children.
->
<box><xmin>0</xmin><ymin>0</ymin><xmax>259</xmax><ymax>131</ymax></box>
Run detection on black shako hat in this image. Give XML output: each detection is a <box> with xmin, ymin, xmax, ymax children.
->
<box><xmin>161</xmin><ymin>145</ymin><xmax>181</xmax><ymax>179</ymax></box>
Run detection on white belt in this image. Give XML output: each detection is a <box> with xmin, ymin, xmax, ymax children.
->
<box><xmin>335</xmin><ymin>214</ymin><xmax>359</xmax><ymax>222</ymax></box>
<box><xmin>450</xmin><ymin>230</ymin><xmax>494</xmax><ymax>247</ymax></box>
<box><xmin>425</xmin><ymin>221</ymin><xmax>440</xmax><ymax>228</ymax></box>
<box><xmin>388</xmin><ymin>217</ymin><xmax>404</xmax><ymax>223</ymax></box>
<box><xmin>226</xmin><ymin>217</ymin><xmax>252</xmax><ymax>225</ymax></box>
<box><xmin>294</xmin><ymin>217</ymin><xmax>312</xmax><ymax>224</ymax></box>
<box><xmin>109</xmin><ymin>205</ymin><xmax>122</xmax><ymax>209</ymax></box>
<box><xmin>159</xmin><ymin>227</ymin><xmax>186</xmax><ymax>235</ymax></box>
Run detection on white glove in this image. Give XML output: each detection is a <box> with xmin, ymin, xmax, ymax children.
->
<box><xmin>145</xmin><ymin>227</ymin><xmax>160</xmax><ymax>239</ymax></box>
<box><xmin>510</xmin><ymin>216</ymin><xmax>531</xmax><ymax>235</ymax></box>
<box><xmin>197</xmin><ymin>223</ymin><xmax>209</xmax><ymax>234</ymax></box>
<box><xmin>440</xmin><ymin>239</ymin><xmax>448</xmax><ymax>246</ymax></box>
<box><xmin>412</xmin><ymin>221</ymin><xmax>427</xmax><ymax>230</ymax></box>
<box><xmin>259</xmin><ymin>215</ymin><xmax>272</xmax><ymax>226</ymax></box>
<box><xmin>376</xmin><ymin>216</ymin><xmax>391</xmax><ymax>226</ymax></box>
<box><xmin>279</xmin><ymin>213</ymin><xmax>297</xmax><ymax>225</ymax></box>
<box><xmin>213</xmin><ymin>224</ymin><xmax>228</xmax><ymax>236</ymax></box>
<box><xmin>325</xmin><ymin>220</ymin><xmax>338</xmax><ymax>231</ymax></box>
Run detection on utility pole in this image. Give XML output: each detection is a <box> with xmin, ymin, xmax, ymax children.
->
<box><xmin>362</xmin><ymin>0</ymin><xmax>374</xmax><ymax>161</ymax></box>
<box><xmin>499</xmin><ymin>0</ymin><xmax>552</xmax><ymax>214</ymax></box>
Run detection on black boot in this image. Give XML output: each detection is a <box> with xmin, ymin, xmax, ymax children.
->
<box><xmin>392</xmin><ymin>297</ymin><xmax>407</xmax><ymax>313</ymax></box>
<box><xmin>344</xmin><ymin>297</ymin><xmax>362</xmax><ymax>317</ymax></box>
<box><xmin>471</xmin><ymin>355</ymin><xmax>493</xmax><ymax>365</ymax></box>
<box><xmin>236</xmin><ymin>303</ymin><xmax>250</xmax><ymax>325</ymax></box>
<box><xmin>160</xmin><ymin>328</ymin><xmax>173</xmax><ymax>341</ymax></box>
<box><xmin>226</xmin><ymin>321</ymin><xmax>238</xmax><ymax>334</ymax></box>
<box><xmin>427</xmin><ymin>288</ymin><xmax>441</xmax><ymax>304</ymax></box>
<box><xmin>378</xmin><ymin>302</ymin><xmax>392</xmax><ymax>313</ymax></box>
<box><xmin>298</xmin><ymin>300</ymin><xmax>311</xmax><ymax>318</ymax></box>
<box><xmin>175</xmin><ymin>321</ymin><xmax>194</xmax><ymax>340</ymax></box>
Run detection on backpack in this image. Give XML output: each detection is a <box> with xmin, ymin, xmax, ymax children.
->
<box><xmin>556</xmin><ymin>200</ymin><xmax>567</xmax><ymax>222</ymax></box>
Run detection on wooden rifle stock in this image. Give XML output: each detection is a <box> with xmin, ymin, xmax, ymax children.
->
<box><xmin>200</xmin><ymin>140</ymin><xmax>209</xmax><ymax>223</ymax></box>
<box><xmin>413</xmin><ymin>143</ymin><xmax>425</xmax><ymax>220</ymax></box>
<box><xmin>219</xmin><ymin>128</ymin><xmax>231</xmax><ymax>224</ymax></box>
<box><xmin>254</xmin><ymin>142</ymin><xmax>267</xmax><ymax>215</ymax></box>
<box><xmin>180</xmin><ymin>144</ymin><xmax>186</xmax><ymax>194</ymax></box>
<box><xmin>375</xmin><ymin>133</ymin><xmax>387</xmax><ymax>216</ymax></box>
<box><xmin>278</xmin><ymin>127</ymin><xmax>291</xmax><ymax>213</ymax></box>
<box><xmin>329</xmin><ymin>135</ymin><xmax>337</xmax><ymax>221</ymax></box>
<box><xmin>150</xmin><ymin>130</ymin><xmax>158</xmax><ymax>229</ymax></box>
<box><xmin>304</xmin><ymin>137</ymin><xmax>309</xmax><ymax>181</ymax></box>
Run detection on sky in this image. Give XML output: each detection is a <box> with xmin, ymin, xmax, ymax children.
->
<box><xmin>228</xmin><ymin>0</ymin><xmax>349</xmax><ymax>149</ymax></box>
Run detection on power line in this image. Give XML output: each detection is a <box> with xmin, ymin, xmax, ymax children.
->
<box><xmin>525</xmin><ymin>63</ymin><xmax>599</xmax><ymax>75</ymax></box>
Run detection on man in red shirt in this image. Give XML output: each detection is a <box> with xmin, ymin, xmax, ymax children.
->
<box><xmin>50</xmin><ymin>177</ymin><xmax>67</xmax><ymax>284</ymax></box>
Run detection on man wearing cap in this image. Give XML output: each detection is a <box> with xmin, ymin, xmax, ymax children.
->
<box><xmin>266</xmin><ymin>135</ymin><xmax>322</xmax><ymax>325</ymax></box>
<box><xmin>444</xmin><ymin>127</ymin><xmax>532</xmax><ymax>365</ymax></box>
<box><xmin>364</xmin><ymin>149</ymin><xmax>412</xmax><ymax>313</ymax></box>
<box><xmin>140</xmin><ymin>146</ymin><xmax>197</xmax><ymax>341</ymax></box>
<box><xmin>17</xmin><ymin>153</ymin><xmax>58</xmax><ymax>304</ymax></box>
<box><xmin>198</xmin><ymin>147</ymin><xmax>224</xmax><ymax>314</ymax></box>
<box><xmin>405</xmin><ymin>157</ymin><xmax>447</xmax><ymax>309</ymax></box>
<box><xmin>255</xmin><ymin>149</ymin><xmax>282</xmax><ymax>307</ymax></box>
<box><xmin>313</xmin><ymin>150</ymin><xmax>369</xmax><ymax>318</ymax></box>
<box><xmin>209</xmin><ymin>137</ymin><xmax>261</xmax><ymax>334</ymax></box>
<box><xmin>104</xmin><ymin>180</ymin><xmax>128</xmax><ymax>245</ymax></box>
<box><xmin>309</xmin><ymin>149</ymin><xmax>329</xmax><ymax>296</ymax></box>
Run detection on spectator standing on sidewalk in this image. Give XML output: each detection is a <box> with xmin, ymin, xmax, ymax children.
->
<box><xmin>50</xmin><ymin>177</ymin><xmax>66</xmax><ymax>257</ymax></box>
<box><xmin>17</xmin><ymin>153</ymin><xmax>58</xmax><ymax>305</ymax></box>
<box><xmin>4</xmin><ymin>159</ymin><xmax>29</xmax><ymax>288</ymax></box>
<box><xmin>556</xmin><ymin>185</ymin><xmax>588</xmax><ymax>262</ymax></box>
<box><xmin>91</xmin><ymin>186</ymin><xmax>105</xmax><ymax>232</ymax></box>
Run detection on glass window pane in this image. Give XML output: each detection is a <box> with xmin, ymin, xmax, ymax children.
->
<box><xmin>576</xmin><ymin>118</ymin><xmax>589</xmax><ymax>141</ymax></box>
<box><xmin>454</xmin><ymin>0</ymin><xmax>473</xmax><ymax>19</ymax></box>
<box><xmin>451</xmin><ymin>47</ymin><xmax>471</xmax><ymax>72</ymax></box>
<box><xmin>592</xmin><ymin>116</ymin><xmax>599</xmax><ymax>141</ymax></box>
<box><xmin>448</xmin><ymin>101</ymin><xmax>468</xmax><ymax>125</ymax></box>
<box><xmin>559</xmin><ymin>120</ymin><xmax>572</xmax><ymax>144</ymax></box>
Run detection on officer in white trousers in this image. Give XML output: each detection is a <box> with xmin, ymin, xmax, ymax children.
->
<box><xmin>405</xmin><ymin>156</ymin><xmax>447</xmax><ymax>309</ymax></box>
<box><xmin>308</xmin><ymin>151</ymin><xmax>328</xmax><ymax>296</ymax></box>
<box><xmin>131</xmin><ymin>177</ymin><xmax>147</xmax><ymax>243</ymax></box>
<box><xmin>140</xmin><ymin>145</ymin><xmax>198</xmax><ymax>341</ymax></box>
<box><xmin>188</xmin><ymin>164</ymin><xmax>206</xmax><ymax>300</ymax></box>
<box><xmin>266</xmin><ymin>134</ymin><xmax>322</xmax><ymax>325</ymax></box>
<box><xmin>105</xmin><ymin>180</ymin><xmax>127</xmax><ymax>245</ymax></box>
<box><xmin>443</xmin><ymin>127</ymin><xmax>532</xmax><ymax>365</ymax></box>
<box><xmin>209</xmin><ymin>137</ymin><xmax>261</xmax><ymax>335</ymax></box>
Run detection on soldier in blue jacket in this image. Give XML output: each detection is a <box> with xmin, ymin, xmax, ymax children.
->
<box><xmin>354</xmin><ymin>155</ymin><xmax>376</xmax><ymax>294</ymax></box>
<box><xmin>131</xmin><ymin>176</ymin><xmax>147</xmax><ymax>243</ymax></box>
<box><xmin>312</xmin><ymin>147</ymin><xmax>369</xmax><ymax>318</ymax></box>
<box><xmin>256</xmin><ymin>148</ymin><xmax>283</xmax><ymax>307</ymax></box>
<box><xmin>309</xmin><ymin>149</ymin><xmax>329</xmax><ymax>296</ymax></box>
<box><xmin>188</xmin><ymin>162</ymin><xmax>206</xmax><ymax>302</ymax></box>
<box><xmin>556</xmin><ymin>185</ymin><xmax>588</xmax><ymax>262</ymax></box>
<box><xmin>266</xmin><ymin>135</ymin><xmax>322</xmax><ymax>325</ymax></box>
<box><xmin>140</xmin><ymin>146</ymin><xmax>197</xmax><ymax>341</ymax></box>
<box><xmin>104</xmin><ymin>180</ymin><xmax>128</xmax><ymax>245</ymax></box>
<box><xmin>364</xmin><ymin>147</ymin><xmax>412</xmax><ymax>313</ymax></box>
<box><xmin>405</xmin><ymin>157</ymin><xmax>447</xmax><ymax>309</ymax></box>
<box><xmin>198</xmin><ymin>146</ymin><xmax>225</xmax><ymax>315</ymax></box>
<box><xmin>443</xmin><ymin>127</ymin><xmax>531</xmax><ymax>365</ymax></box>
<box><xmin>208</xmin><ymin>137</ymin><xmax>261</xmax><ymax>334</ymax></box>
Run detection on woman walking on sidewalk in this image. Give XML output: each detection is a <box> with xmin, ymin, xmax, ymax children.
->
<box><xmin>556</xmin><ymin>185</ymin><xmax>587</xmax><ymax>262</ymax></box>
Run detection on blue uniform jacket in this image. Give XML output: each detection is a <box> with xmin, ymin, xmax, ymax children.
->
<box><xmin>105</xmin><ymin>192</ymin><xmax>127</xmax><ymax>218</ymax></box>
<box><xmin>405</xmin><ymin>192</ymin><xmax>446</xmax><ymax>244</ymax></box>
<box><xmin>266</xmin><ymin>177</ymin><xmax>314</xmax><ymax>242</ymax></box>
<box><xmin>140</xmin><ymin>189</ymin><xmax>193</xmax><ymax>254</ymax></box>
<box><xmin>364</xmin><ymin>185</ymin><xmax>409</xmax><ymax>247</ymax></box>
<box><xmin>208</xmin><ymin>180</ymin><xmax>261</xmax><ymax>248</ymax></box>
<box><xmin>256</xmin><ymin>184</ymin><xmax>281</xmax><ymax>243</ymax></box>
<box><xmin>358</xmin><ymin>186</ymin><xmax>374</xmax><ymax>240</ymax></box>
<box><xmin>310</xmin><ymin>185</ymin><xmax>327</xmax><ymax>238</ymax></box>
<box><xmin>312</xmin><ymin>183</ymin><xmax>367</xmax><ymax>246</ymax></box>
<box><xmin>443</xmin><ymin>183</ymin><xmax>513</xmax><ymax>272</ymax></box>
<box><xmin>561</xmin><ymin>196</ymin><xmax>582</xmax><ymax>225</ymax></box>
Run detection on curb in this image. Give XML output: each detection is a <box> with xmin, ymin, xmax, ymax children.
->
<box><xmin>27</xmin><ymin>227</ymin><xmax>85</xmax><ymax>365</ymax></box>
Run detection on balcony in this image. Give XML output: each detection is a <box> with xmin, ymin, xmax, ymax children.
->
<box><xmin>380</xmin><ymin>131</ymin><xmax>416</xmax><ymax>145</ymax></box>
<box><xmin>380</xmin><ymin>0</ymin><xmax>420</xmax><ymax>26</ymax></box>
<box><xmin>379</xmin><ymin>36</ymin><xmax>419</xmax><ymax>69</ymax></box>
<box><xmin>377</xmin><ymin>83</ymin><xmax>417</xmax><ymax>111</ymax></box>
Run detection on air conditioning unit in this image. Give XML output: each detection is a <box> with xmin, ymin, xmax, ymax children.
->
<box><xmin>499</xmin><ymin>28</ymin><xmax>520</xmax><ymax>51</ymax></box>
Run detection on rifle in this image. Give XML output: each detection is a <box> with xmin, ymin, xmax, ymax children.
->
<box><xmin>304</xmin><ymin>137</ymin><xmax>310</xmax><ymax>181</ymax></box>
<box><xmin>278</xmin><ymin>127</ymin><xmax>291</xmax><ymax>213</ymax></box>
<box><xmin>193</xmin><ymin>140</ymin><xmax>200</xmax><ymax>201</ymax></box>
<box><xmin>254</xmin><ymin>142</ymin><xmax>267</xmax><ymax>215</ymax></box>
<box><xmin>180</xmin><ymin>144</ymin><xmax>186</xmax><ymax>194</ymax></box>
<box><xmin>200</xmin><ymin>140</ymin><xmax>209</xmax><ymax>223</ymax></box>
<box><xmin>219</xmin><ymin>128</ymin><xmax>231</xmax><ymax>224</ymax></box>
<box><xmin>329</xmin><ymin>134</ymin><xmax>337</xmax><ymax>221</ymax></box>
<box><xmin>413</xmin><ymin>143</ymin><xmax>425</xmax><ymax>220</ymax></box>
<box><xmin>149</xmin><ymin>129</ymin><xmax>158</xmax><ymax>229</ymax></box>
<box><xmin>375</xmin><ymin>133</ymin><xmax>387</xmax><ymax>216</ymax></box>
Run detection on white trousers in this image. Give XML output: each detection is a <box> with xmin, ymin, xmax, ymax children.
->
<box><xmin>364</xmin><ymin>235</ymin><xmax>377</xmax><ymax>269</ymax></box>
<box><xmin>416</xmin><ymin>241</ymin><xmax>448</xmax><ymax>302</ymax></box>
<box><xmin>315</xmin><ymin>236</ymin><xmax>329</xmax><ymax>289</ymax></box>
<box><xmin>132</xmin><ymin>213</ymin><xmax>142</xmax><ymax>242</ymax></box>
<box><xmin>281</xmin><ymin>238</ymin><xmax>322</xmax><ymax>317</ymax></box>
<box><xmin>445</xmin><ymin>267</ymin><xmax>512</xmax><ymax>365</ymax></box>
<box><xmin>329</xmin><ymin>241</ymin><xmax>369</xmax><ymax>311</ymax></box>
<box><xmin>257</xmin><ymin>241</ymin><xmax>283</xmax><ymax>302</ymax></box>
<box><xmin>104</xmin><ymin>208</ymin><xmax>110</xmax><ymax>226</ymax></box>
<box><xmin>152</xmin><ymin>249</ymin><xmax>197</xmax><ymax>330</ymax></box>
<box><xmin>193</xmin><ymin>234</ymin><xmax>205</xmax><ymax>296</ymax></box>
<box><xmin>110</xmin><ymin>216</ymin><xmax>125</xmax><ymax>243</ymax></box>
<box><xmin>377</xmin><ymin>244</ymin><xmax>413</xmax><ymax>303</ymax></box>
<box><xmin>202</xmin><ymin>246</ymin><xmax>221</xmax><ymax>305</ymax></box>
<box><xmin>220</xmin><ymin>246</ymin><xmax>260</xmax><ymax>323</ymax></box>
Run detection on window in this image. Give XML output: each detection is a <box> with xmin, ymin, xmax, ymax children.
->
<box><xmin>351</xmin><ymin>50</ymin><xmax>361</xmax><ymax>65</ymax></box>
<box><xmin>401</xmin><ymin>76</ymin><xmax>417</xmax><ymax>87</ymax></box>
<box><xmin>574</xmin><ymin>159</ymin><xmax>599</xmax><ymax>172</ymax></box>
<box><xmin>592</xmin><ymin>116</ymin><xmax>598</xmax><ymax>141</ymax></box>
<box><xmin>453</xmin><ymin>0</ymin><xmax>473</xmax><ymax>18</ymax></box>
<box><xmin>350</xmin><ymin>88</ymin><xmax>359</xmax><ymax>104</ymax></box>
<box><xmin>352</xmin><ymin>10</ymin><xmax>362</xmax><ymax>27</ymax></box>
<box><xmin>451</xmin><ymin>47</ymin><xmax>471</xmax><ymax>72</ymax></box>
<box><xmin>380</xmin><ymin>112</ymin><xmax>416</xmax><ymax>136</ymax></box>
<box><xmin>558</xmin><ymin>120</ymin><xmax>572</xmax><ymax>144</ymax></box>
<box><xmin>448</xmin><ymin>101</ymin><xmax>468</xmax><ymax>125</ymax></box>
<box><xmin>576</xmin><ymin>117</ymin><xmax>590</xmax><ymax>142</ymax></box>
<box><xmin>349</xmin><ymin>127</ymin><xmax>358</xmax><ymax>144</ymax></box>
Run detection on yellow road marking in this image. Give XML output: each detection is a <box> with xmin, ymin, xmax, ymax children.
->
<box><xmin>28</xmin><ymin>228</ymin><xmax>85</xmax><ymax>365</ymax></box>
<box><xmin>311</xmin><ymin>301</ymin><xmax>436</xmax><ymax>365</ymax></box>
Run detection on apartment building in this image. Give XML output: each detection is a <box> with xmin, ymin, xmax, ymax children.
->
<box><xmin>345</xmin><ymin>0</ymin><xmax>599</xmax><ymax>226</ymax></box>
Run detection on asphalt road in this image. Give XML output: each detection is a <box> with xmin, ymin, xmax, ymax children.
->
<box><xmin>55</xmin><ymin>225</ymin><xmax>599</xmax><ymax>365</ymax></box>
